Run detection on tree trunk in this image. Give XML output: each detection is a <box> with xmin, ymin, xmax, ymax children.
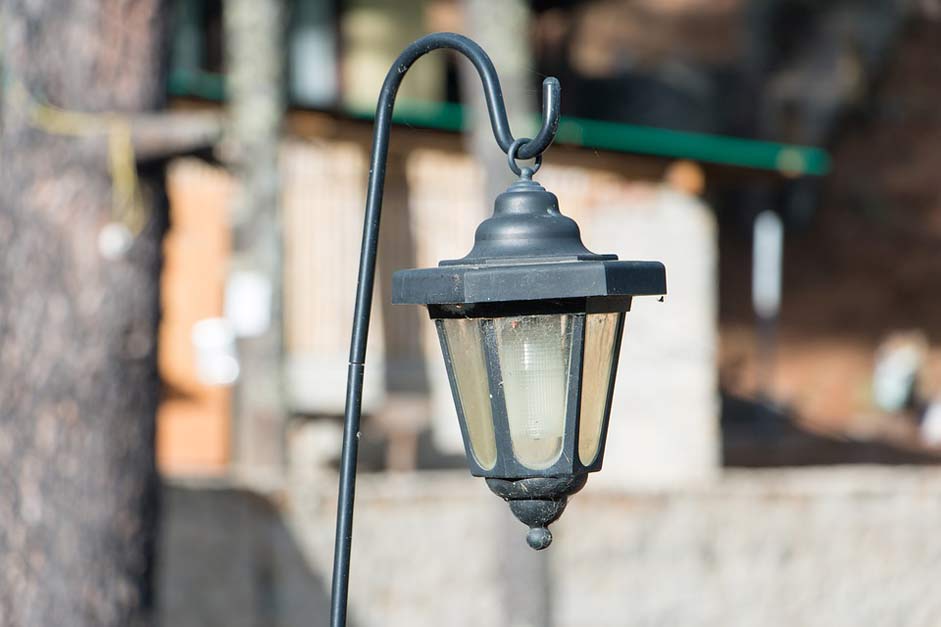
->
<box><xmin>0</xmin><ymin>2</ymin><xmax>167</xmax><ymax>626</ymax></box>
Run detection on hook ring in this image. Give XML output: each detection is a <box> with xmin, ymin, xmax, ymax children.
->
<box><xmin>507</xmin><ymin>137</ymin><xmax>543</xmax><ymax>177</ymax></box>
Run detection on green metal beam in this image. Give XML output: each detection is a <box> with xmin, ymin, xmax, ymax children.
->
<box><xmin>168</xmin><ymin>70</ymin><xmax>830</xmax><ymax>176</ymax></box>
<box><xmin>556</xmin><ymin>117</ymin><xmax>829</xmax><ymax>176</ymax></box>
<box><xmin>168</xmin><ymin>69</ymin><xmax>226</xmax><ymax>102</ymax></box>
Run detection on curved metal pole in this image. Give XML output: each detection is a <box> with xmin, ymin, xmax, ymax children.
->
<box><xmin>329</xmin><ymin>32</ymin><xmax>561</xmax><ymax>627</ymax></box>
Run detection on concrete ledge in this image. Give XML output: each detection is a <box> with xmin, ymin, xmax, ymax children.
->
<box><xmin>161</xmin><ymin>466</ymin><xmax>941</xmax><ymax>627</ymax></box>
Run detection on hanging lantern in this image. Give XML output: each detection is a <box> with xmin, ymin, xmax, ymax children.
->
<box><xmin>393</xmin><ymin>158</ymin><xmax>666</xmax><ymax>549</ymax></box>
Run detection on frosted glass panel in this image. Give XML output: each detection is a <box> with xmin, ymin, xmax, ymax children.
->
<box><xmin>495</xmin><ymin>314</ymin><xmax>573</xmax><ymax>469</ymax></box>
<box><xmin>440</xmin><ymin>319</ymin><xmax>497</xmax><ymax>470</ymax></box>
<box><xmin>578</xmin><ymin>313</ymin><xmax>621</xmax><ymax>465</ymax></box>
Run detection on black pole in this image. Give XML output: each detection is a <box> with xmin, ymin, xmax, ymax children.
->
<box><xmin>329</xmin><ymin>32</ymin><xmax>560</xmax><ymax>627</ymax></box>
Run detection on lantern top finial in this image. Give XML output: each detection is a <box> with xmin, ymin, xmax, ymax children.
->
<box><xmin>443</xmin><ymin>176</ymin><xmax>607</xmax><ymax>266</ymax></box>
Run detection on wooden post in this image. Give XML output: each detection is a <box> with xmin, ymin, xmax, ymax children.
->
<box><xmin>223</xmin><ymin>0</ymin><xmax>287</xmax><ymax>480</ymax></box>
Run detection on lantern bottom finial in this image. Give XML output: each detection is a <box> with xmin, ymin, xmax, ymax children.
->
<box><xmin>486</xmin><ymin>475</ymin><xmax>588</xmax><ymax>550</ymax></box>
<box><xmin>526</xmin><ymin>527</ymin><xmax>553</xmax><ymax>551</ymax></box>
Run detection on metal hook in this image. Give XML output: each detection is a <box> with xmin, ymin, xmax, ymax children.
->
<box><xmin>378</xmin><ymin>32</ymin><xmax>560</xmax><ymax>159</ymax></box>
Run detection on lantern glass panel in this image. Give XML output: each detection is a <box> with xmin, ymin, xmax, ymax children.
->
<box><xmin>494</xmin><ymin>314</ymin><xmax>574</xmax><ymax>470</ymax></box>
<box><xmin>578</xmin><ymin>313</ymin><xmax>621</xmax><ymax>465</ymax></box>
<box><xmin>440</xmin><ymin>318</ymin><xmax>498</xmax><ymax>470</ymax></box>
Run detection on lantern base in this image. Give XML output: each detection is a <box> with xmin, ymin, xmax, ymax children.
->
<box><xmin>485</xmin><ymin>475</ymin><xmax>588</xmax><ymax>550</ymax></box>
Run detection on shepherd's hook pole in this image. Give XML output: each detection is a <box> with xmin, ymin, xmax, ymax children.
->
<box><xmin>328</xmin><ymin>32</ymin><xmax>560</xmax><ymax>627</ymax></box>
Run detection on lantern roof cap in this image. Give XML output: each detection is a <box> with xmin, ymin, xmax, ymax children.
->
<box><xmin>392</xmin><ymin>177</ymin><xmax>666</xmax><ymax>306</ymax></box>
<box><xmin>442</xmin><ymin>176</ymin><xmax>603</xmax><ymax>264</ymax></box>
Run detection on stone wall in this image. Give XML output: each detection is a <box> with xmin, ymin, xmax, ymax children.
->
<box><xmin>159</xmin><ymin>466</ymin><xmax>941</xmax><ymax>627</ymax></box>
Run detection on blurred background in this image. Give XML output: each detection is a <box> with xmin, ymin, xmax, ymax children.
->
<box><xmin>3</xmin><ymin>0</ymin><xmax>941</xmax><ymax>625</ymax></box>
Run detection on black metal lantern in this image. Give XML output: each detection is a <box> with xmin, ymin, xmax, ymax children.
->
<box><xmin>328</xmin><ymin>32</ymin><xmax>665</xmax><ymax>627</ymax></box>
<box><xmin>393</xmin><ymin>158</ymin><xmax>665</xmax><ymax>549</ymax></box>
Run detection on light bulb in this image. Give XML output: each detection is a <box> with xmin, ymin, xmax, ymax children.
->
<box><xmin>496</xmin><ymin>315</ymin><xmax>571</xmax><ymax>469</ymax></box>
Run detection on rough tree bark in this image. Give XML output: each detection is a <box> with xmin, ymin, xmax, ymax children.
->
<box><xmin>0</xmin><ymin>2</ymin><xmax>167</xmax><ymax>626</ymax></box>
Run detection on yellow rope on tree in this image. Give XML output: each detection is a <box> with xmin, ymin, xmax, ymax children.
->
<box><xmin>7</xmin><ymin>78</ymin><xmax>146</xmax><ymax>240</ymax></box>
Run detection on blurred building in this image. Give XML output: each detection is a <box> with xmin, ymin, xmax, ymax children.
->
<box><xmin>161</xmin><ymin>0</ymin><xmax>732</xmax><ymax>487</ymax></box>
<box><xmin>154</xmin><ymin>2</ymin><xmax>941</xmax><ymax>626</ymax></box>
